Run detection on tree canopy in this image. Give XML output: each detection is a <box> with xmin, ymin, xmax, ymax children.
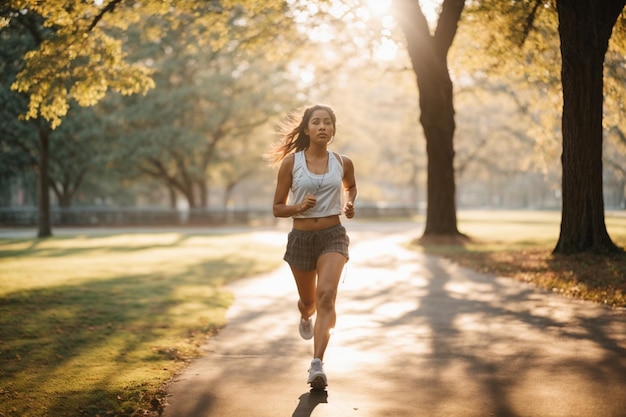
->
<box><xmin>1</xmin><ymin>0</ymin><xmax>296</xmax><ymax>128</ymax></box>
<box><xmin>1</xmin><ymin>0</ymin><xmax>625</xmax><ymax>253</ymax></box>
<box><xmin>0</xmin><ymin>0</ymin><xmax>307</xmax><ymax>236</ymax></box>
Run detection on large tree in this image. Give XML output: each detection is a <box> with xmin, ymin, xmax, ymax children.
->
<box><xmin>392</xmin><ymin>0</ymin><xmax>465</xmax><ymax>237</ymax></box>
<box><xmin>554</xmin><ymin>0</ymin><xmax>625</xmax><ymax>254</ymax></box>
<box><xmin>392</xmin><ymin>0</ymin><xmax>625</xmax><ymax>253</ymax></box>
<box><xmin>461</xmin><ymin>0</ymin><xmax>625</xmax><ymax>252</ymax></box>
<box><xmin>473</xmin><ymin>0</ymin><xmax>624</xmax><ymax>251</ymax></box>
<box><xmin>0</xmin><ymin>10</ymin><xmax>52</xmax><ymax>235</ymax></box>
<box><xmin>103</xmin><ymin>9</ymin><xmax>302</xmax><ymax>210</ymax></box>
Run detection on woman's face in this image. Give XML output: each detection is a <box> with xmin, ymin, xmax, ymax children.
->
<box><xmin>305</xmin><ymin>109</ymin><xmax>335</xmax><ymax>145</ymax></box>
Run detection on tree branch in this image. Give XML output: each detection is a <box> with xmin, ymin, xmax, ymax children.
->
<box><xmin>434</xmin><ymin>0</ymin><xmax>465</xmax><ymax>55</ymax></box>
<box><xmin>609</xmin><ymin>125</ymin><xmax>626</xmax><ymax>146</ymax></box>
<box><xmin>16</xmin><ymin>12</ymin><xmax>45</xmax><ymax>44</ymax></box>
<box><xmin>88</xmin><ymin>0</ymin><xmax>123</xmax><ymax>32</ymax></box>
<box><xmin>518</xmin><ymin>0</ymin><xmax>544</xmax><ymax>47</ymax></box>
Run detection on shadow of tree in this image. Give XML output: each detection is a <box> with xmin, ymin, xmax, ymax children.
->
<box><xmin>157</xmin><ymin>223</ymin><xmax>626</xmax><ymax>417</ymax></box>
<box><xmin>334</xmin><ymin>252</ymin><xmax>626</xmax><ymax>416</ymax></box>
<box><xmin>0</xmin><ymin>253</ymin><xmax>265</xmax><ymax>416</ymax></box>
<box><xmin>0</xmin><ymin>232</ymin><xmax>200</xmax><ymax>258</ymax></box>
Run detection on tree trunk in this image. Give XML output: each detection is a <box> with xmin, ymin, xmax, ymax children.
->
<box><xmin>57</xmin><ymin>193</ymin><xmax>72</xmax><ymax>208</ymax></box>
<box><xmin>419</xmin><ymin>70</ymin><xmax>459</xmax><ymax>235</ymax></box>
<box><xmin>393</xmin><ymin>0</ymin><xmax>465</xmax><ymax>236</ymax></box>
<box><xmin>554</xmin><ymin>0</ymin><xmax>624</xmax><ymax>254</ymax></box>
<box><xmin>223</xmin><ymin>182</ymin><xmax>236</xmax><ymax>210</ymax></box>
<box><xmin>199</xmin><ymin>180</ymin><xmax>209</xmax><ymax>208</ymax></box>
<box><xmin>37</xmin><ymin>125</ymin><xmax>52</xmax><ymax>238</ymax></box>
<box><xmin>51</xmin><ymin>178</ymin><xmax>74</xmax><ymax>208</ymax></box>
<box><xmin>167</xmin><ymin>185</ymin><xmax>177</xmax><ymax>209</ymax></box>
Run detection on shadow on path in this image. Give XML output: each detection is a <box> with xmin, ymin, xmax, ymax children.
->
<box><xmin>292</xmin><ymin>390</ymin><xmax>328</xmax><ymax>417</ymax></box>
<box><xmin>163</xmin><ymin>222</ymin><xmax>626</xmax><ymax>417</ymax></box>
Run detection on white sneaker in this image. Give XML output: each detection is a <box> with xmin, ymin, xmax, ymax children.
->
<box><xmin>299</xmin><ymin>317</ymin><xmax>313</xmax><ymax>340</ymax></box>
<box><xmin>307</xmin><ymin>358</ymin><xmax>327</xmax><ymax>390</ymax></box>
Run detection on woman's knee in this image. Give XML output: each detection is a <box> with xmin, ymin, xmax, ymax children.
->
<box><xmin>299</xmin><ymin>298</ymin><xmax>316</xmax><ymax>312</ymax></box>
<box><xmin>316</xmin><ymin>287</ymin><xmax>337</xmax><ymax>311</ymax></box>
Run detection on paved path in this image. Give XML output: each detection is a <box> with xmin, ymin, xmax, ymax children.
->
<box><xmin>162</xmin><ymin>221</ymin><xmax>626</xmax><ymax>417</ymax></box>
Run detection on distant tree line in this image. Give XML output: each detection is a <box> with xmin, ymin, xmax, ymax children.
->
<box><xmin>1</xmin><ymin>0</ymin><xmax>625</xmax><ymax>256</ymax></box>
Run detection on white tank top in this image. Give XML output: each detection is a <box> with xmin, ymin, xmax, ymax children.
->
<box><xmin>290</xmin><ymin>150</ymin><xmax>343</xmax><ymax>218</ymax></box>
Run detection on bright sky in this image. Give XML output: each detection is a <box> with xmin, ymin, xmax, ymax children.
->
<box><xmin>365</xmin><ymin>0</ymin><xmax>392</xmax><ymax>16</ymax></box>
<box><xmin>364</xmin><ymin>0</ymin><xmax>440</xmax><ymax>61</ymax></box>
<box><xmin>366</xmin><ymin>0</ymin><xmax>439</xmax><ymax>23</ymax></box>
<box><xmin>289</xmin><ymin>0</ymin><xmax>441</xmax><ymax>85</ymax></box>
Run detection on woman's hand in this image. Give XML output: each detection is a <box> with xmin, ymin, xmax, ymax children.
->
<box><xmin>344</xmin><ymin>201</ymin><xmax>355</xmax><ymax>218</ymax></box>
<box><xmin>299</xmin><ymin>194</ymin><xmax>317</xmax><ymax>213</ymax></box>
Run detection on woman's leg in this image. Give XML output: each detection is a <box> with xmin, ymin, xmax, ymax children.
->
<box><xmin>313</xmin><ymin>252</ymin><xmax>346</xmax><ymax>361</ymax></box>
<box><xmin>290</xmin><ymin>266</ymin><xmax>317</xmax><ymax>320</ymax></box>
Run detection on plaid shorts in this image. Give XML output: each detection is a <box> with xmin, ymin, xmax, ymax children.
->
<box><xmin>283</xmin><ymin>224</ymin><xmax>350</xmax><ymax>271</ymax></box>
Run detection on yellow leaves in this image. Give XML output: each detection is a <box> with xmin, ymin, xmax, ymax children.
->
<box><xmin>142</xmin><ymin>25</ymin><xmax>167</xmax><ymax>43</ymax></box>
<box><xmin>41</xmin><ymin>88</ymin><xmax>70</xmax><ymax>129</ymax></box>
<box><xmin>19</xmin><ymin>0</ymin><xmax>92</xmax><ymax>30</ymax></box>
<box><xmin>11</xmin><ymin>25</ymin><xmax>155</xmax><ymax>129</ymax></box>
<box><xmin>7</xmin><ymin>0</ymin><xmax>292</xmax><ymax>128</ymax></box>
<box><xmin>12</xmin><ymin>37</ymin><xmax>70</xmax><ymax>128</ymax></box>
<box><xmin>102</xmin><ymin>58</ymin><xmax>156</xmax><ymax>97</ymax></box>
<box><xmin>71</xmin><ymin>77</ymin><xmax>107</xmax><ymax>107</ymax></box>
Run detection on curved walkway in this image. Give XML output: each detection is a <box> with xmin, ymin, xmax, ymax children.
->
<box><xmin>162</xmin><ymin>221</ymin><xmax>626</xmax><ymax>417</ymax></box>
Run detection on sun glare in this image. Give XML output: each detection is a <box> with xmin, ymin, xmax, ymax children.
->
<box><xmin>421</xmin><ymin>0</ymin><xmax>440</xmax><ymax>23</ymax></box>
<box><xmin>365</xmin><ymin>0</ymin><xmax>392</xmax><ymax>17</ymax></box>
<box><xmin>363</xmin><ymin>0</ymin><xmax>440</xmax><ymax>61</ymax></box>
<box><xmin>366</xmin><ymin>0</ymin><xmax>439</xmax><ymax>23</ymax></box>
<box><xmin>292</xmin><ymin>0</ymin><xmax>442</xmax><ymax>64</ymax></box>
<box><xmin>374</xmin><ymin>36</ymin><xmax>399</xmax><ymax>61</ymax></box>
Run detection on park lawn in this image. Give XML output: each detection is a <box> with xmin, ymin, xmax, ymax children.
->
<box><xmin>415</xmin><ymin>210</ymin><xmax>626</xmax><ymax>308</ymax></box>
<box><xmin>0</xmin><ymin>230</ymin><xmax>284</xmax><ymax>417</ymax></box>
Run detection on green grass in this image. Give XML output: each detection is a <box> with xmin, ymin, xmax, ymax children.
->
<box><xmin>0</xmin><ymin>230</ymin><xmax>284</xmax><ymax>417</ymax></box>
<box><xmin>2</xmin><ymin>213</ymin><xmax>625</xmax><ymax>415</ymax></box>
<box><xmin>414</xmin><ymin>210</ymin><xmax>626</xmax><ymax>308</ymax></box>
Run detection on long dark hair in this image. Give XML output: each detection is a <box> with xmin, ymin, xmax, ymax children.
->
<box><xmin>267</xmin><ymin>104</ymin><xmax>337</xmax><ymax>166</ymax></box>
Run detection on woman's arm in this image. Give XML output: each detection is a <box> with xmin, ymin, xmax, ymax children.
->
<box><xmin>272</xmin><ymin>155</ymin><xmax>314</xmax><ymax>217</ymax></box>
<box><xmin>341</xmin><ymin>156</ymin><xmax>357</xmax><ymax>218</ymax></box>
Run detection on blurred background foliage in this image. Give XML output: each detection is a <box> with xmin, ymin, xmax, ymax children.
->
<box><xmin>1</xmin><ymin>0</ymin><xmax>625</xmax><ymax>215</ymax></box>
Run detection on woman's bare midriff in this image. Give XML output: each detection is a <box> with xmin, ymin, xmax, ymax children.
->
<box><xmin>293</xmin><ymin>215</ymin><xmax>341</xmax><ymax>231</ymax></box>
